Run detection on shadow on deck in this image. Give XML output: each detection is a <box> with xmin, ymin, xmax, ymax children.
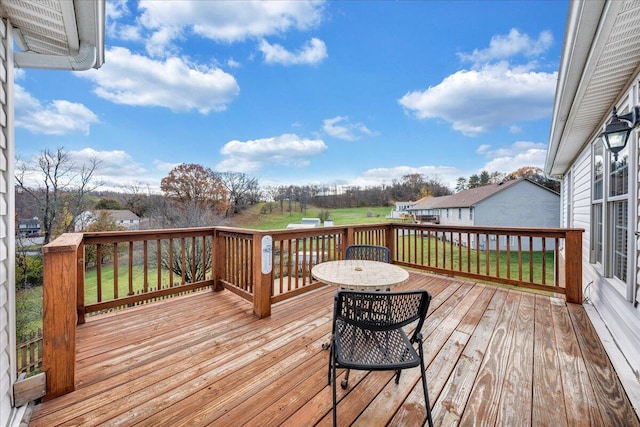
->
<box><xmin>29</xmin><ymin>271</ymin><xmax>638</xmax><ymax>426</ymax></box>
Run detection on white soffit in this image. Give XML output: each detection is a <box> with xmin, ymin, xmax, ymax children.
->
<box><xmin>0</xmin><ymin>0</ymin><xmax>104</xmax><ymax>70</ymax></box>
<box><xmin>1</xmin><ymin>0</ymin><xmax>76</xmax><ymax>55</ymax></box>
<box><xmin>546</xmin><ymin>0</ymin><xmax>640</xmax><ymax>176</ymax></box>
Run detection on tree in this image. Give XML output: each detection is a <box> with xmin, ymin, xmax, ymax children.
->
<box><xmin>160</xmin><ymin>163</ymin><xmax>228</xmax><ymax>215</ymax></box>
<box><xmin>468</xmin><ymin>174</ymin><xmax>480</xmax><ymax>189</ymax></box>
<box><xmin>455</xmin><ymin>177</ymin><xmax>467</xmax><ymax>192</ymax></box>
<box><xmin>505</xmin><ymin>166</ymin><xmax>560</xmax><ymax>192</ymax></box>
<box><xmin>159</xmin><ymin>164</ymin><xmax>228</xmax><ymax>280</ymax></box>
<box><xmin>218</xmin><ymin>171</ymin><xmax>260</xmax><ymax>216</ymax></box>
<box><xmin>161</xmin><ymin>237</ymin><xmax>211</xmax><ymax>283</ymax></box>
<box><xmin>15</xmin><ymin>236</ymin><xmax>42</xmax><ymax>290</ymax></box>
<box><xmin>83</xmin><ymin>211</ymin><xmax>124</xmax><ymax>267</ymax></box>
<box><xmin>95</xmin><ymin>198</ymin><xmax>122</xmax><ymax>210</ymax></box>
<box><xmin>16</xmin><ymin>147</ymin><xmax>101</xmax><ymax>244</ymax></box>
<box><xmin>120</xmin><ymin>183</ymin><xmax>151</xmax><ymax>217</ymax></box>
<box><xmin>479</xmin><ymin>170</ymin><xmax>491</xmax><ymax>186</ymax></box>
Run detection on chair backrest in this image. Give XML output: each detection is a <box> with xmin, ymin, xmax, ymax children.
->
<box><xmin>333</xmin><ymin>290</ymin><xmax>431</xmax><ymax>339</ymax></box>
<box><xmin>344</xmin><ymin>244</ymin><xmax>390</xmax><ymax>263</ymax></box>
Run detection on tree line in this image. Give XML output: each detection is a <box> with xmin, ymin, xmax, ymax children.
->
<box><xmin>14</xmin><ymin>147</ymin><xmax>559</xmax><ymax>290</ymax></box>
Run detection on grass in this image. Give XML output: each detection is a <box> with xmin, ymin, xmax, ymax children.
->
<box><xmin>231</xmin><ymin>204</ymin><xmax>393</xmax><ymax>230</ymax></box>
<box><xmin>397</xmin><ymin>235</ymin><xmax>555</xmax><ymax>285</ymax></box>
<box><xmin>16</xmin><ymin>286</ymin><xmax>43</xmax><ymax>339</ymax></box>
<box><xmin>84</xmin><ymin>264</ymin><xmax>175</xmax><ymax>305</ymax></box>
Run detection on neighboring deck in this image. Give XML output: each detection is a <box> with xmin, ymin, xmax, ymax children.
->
<box><xmin>30</xmin><ymin>271</ymin><xmax>638</xmax><ymax>426</ymax></box>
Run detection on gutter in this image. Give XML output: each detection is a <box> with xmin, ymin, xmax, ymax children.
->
<box><xmin>13</xmin><ymin>41</ymin><xmax>97</xmax><ymax>71</ymax></box>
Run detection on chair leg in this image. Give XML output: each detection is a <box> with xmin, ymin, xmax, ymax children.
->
<box><xmin>327</xmin><ymin>343</ymin><xmax>333</xmax><ymax>385</ymax></box>
<box><xmin>341</xmin><ymin>368</ymin><xmax>350</xmax><ymax>389</ymax></box>
<box><xmin>419</xmin><ymin>346</ymin><xmax>433</xmax><ymax>427</ymax></box>
<box><xmin>332</xmin><ymin>358</ymin><xmax>338</xmax><ymax>427</ymax></box>
<box><xmin>395</xmin><ymin>369</ymin><xmax>402</xmax><ymax>384</ymax></box>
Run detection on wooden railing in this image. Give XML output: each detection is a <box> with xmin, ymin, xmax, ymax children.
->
<box><xmin>41</xmin><ymin>222</ymin><xmax>582</xmax><ymax>400</ymax></box>
<box><xmin>17</xmin><ymin>328</ymin><xmax>43</xmax><ymax>376</ymax></box>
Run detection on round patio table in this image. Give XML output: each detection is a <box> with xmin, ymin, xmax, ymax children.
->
<box><xmin>311</xmin><ymin>259</ymin><xmax>409</xmax><ymax>291</ymax></box>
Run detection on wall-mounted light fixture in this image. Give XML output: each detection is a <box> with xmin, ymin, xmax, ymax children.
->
<box><xmin>600</xmin><ymin>106</ymin><xmax>640</xmax><ymax>160</ymax></box>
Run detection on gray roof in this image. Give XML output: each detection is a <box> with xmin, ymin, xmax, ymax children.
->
<box><xmin>409</xmin><ymin>178</ymin><xmax>549</xmax><ymax>210</ymax></box>
<box><xmin>96</xmin><ymin>210</ymin><xmax>140</xmax><ymax>222</ymax></box>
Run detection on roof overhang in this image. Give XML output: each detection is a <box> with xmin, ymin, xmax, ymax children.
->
<box><xmin>0</xmin><ymin>0</ymin><xmax>105</xmax><ymax>70</ymax></box>
<box><xmin>545</xmin><ymin>0</ymin><xmax>640</xmax><ymax>176</ymax></box>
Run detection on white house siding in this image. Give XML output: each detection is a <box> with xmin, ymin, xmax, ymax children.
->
<box><xmin>437</xmin><ymin>207</ymin><xmax>473</xmax><ymax>227</ymax></box>
<box><xmin>0</xmin><ymin>19</ymin><xmax>15</xmax><ymax>427</ymax></box>
<box><xmin>566</xmin><ymin>98</ymin><xmax>640</xmax><ymax>380</ymax></box>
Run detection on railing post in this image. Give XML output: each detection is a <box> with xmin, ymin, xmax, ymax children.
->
<box><xmin>345</xmin><ymin>226</ymin><xmax>355</xmax><ymax>250</ymax></box>
<box><xmin>212</xmin><ymin>229</ymin><xmax>225</xmax><ymax>292</ymax></box>
<box><xmin>76</xmin><ymin>241</ymin><xmax>85</xmax><ymax>324</ymax></box>
<box><xmin>42</xmin><ymin>233</ymin><xmax>83</xmax><ymax>400</ymax></box>
<box><xmin>385</xmin><ymin>224</ymin><xmax>395</xmax><ymax>262</ymax></box>
<box><xmin>252</xmin><ymin>233</ymin><xmax>272</xmax><ymax>318</ymax></box>
<box><xmin>564</xmin><ymin>229</ymin><xmax>583</xmax><ymax>304</ymax></box>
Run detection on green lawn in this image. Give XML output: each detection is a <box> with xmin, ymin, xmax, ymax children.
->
<box><xmin>232</xmin><ymin>204</ymin><xmax>394</xmax><ymax>230</ymax></box>
<box><xmin>84</xmin><ymin>264</ymin><xmax>177</xmax><ymax>305</ymax></box>
<box><xmin>398</xmin><ymin>235</ymin><xmax>555</xmax><ymax>284</ymax></box>
<box><xmin>16</xmin><ymin>286</ymin><xmax>42</xmax><ymax>339</ymax></box>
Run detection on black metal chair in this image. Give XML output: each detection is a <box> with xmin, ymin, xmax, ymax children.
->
<box><xmin>328</xmin><ymin>289</ymin><xmax>433</xmax><ymax>427</ymax></box>
<box><xmin>344</xmin><ymin>244</ymin><xmax>390</xmax><ymax>263</ymax></box>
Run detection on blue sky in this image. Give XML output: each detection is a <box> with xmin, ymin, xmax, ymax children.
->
<box><xmin>14</xmin><ymin>0</ymin><xmax>569</xmax><ymax>193</ymax></box>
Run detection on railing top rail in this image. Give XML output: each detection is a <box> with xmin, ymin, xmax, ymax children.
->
<box><xmin>391</xmin><ymin>223</ymin><xmax>584</xmax><ymax>235</ymax></box>
<box><xmin>50</xmin><ymin>223</ymin><xmax>584</xmax><ymax>248</ymax></box>
<box><xmin>82</xmin><ymin>226</ymin><xmax>218</xmax><ymax>244</ymax></box>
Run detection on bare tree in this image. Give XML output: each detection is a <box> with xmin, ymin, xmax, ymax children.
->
<box><xmin>218</xmin><ymin>171</ymin><xmax>260</xmax><ymax>216</ymax></box>
<box><xmin>16</xmin><ymin>147</ymin><xmax>101</xmax><ymax>244</ymax></box>
<box><xmin>120</xmin><ymin>182</ymin><xmax>150</xmax><ymax>217</ymax></box>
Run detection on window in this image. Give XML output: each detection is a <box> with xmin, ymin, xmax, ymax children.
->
<box><xmin>591</xmin><ymin>141</ymin><xmax>603</xmax><ymax>264</ymax></box>
<box><xmin>469</xmin><ymin>207</ymin><xmax>474</xmax><ymax>221</ymax></box>
<box><xmin>609</xmin><ymin>145</ymin><xmax>628</xmax><ymax>283</ymax></box>
<box><xmin>591</xmin><ymin>131</ymin><xmax>631</xmax><ymax>290</ymax></box>
<box><xmin>566</xmin><ymin>170</ymin><xmax>572</xmax><ymax>227</ymax></box>
<box><xmin>458</xmin><ymin>208</ymin><xmax>462</xmax><ymax>219</ymax></box>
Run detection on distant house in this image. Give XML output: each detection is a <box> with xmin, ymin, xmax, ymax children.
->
<box><xmin>387</xmin><ymin>201</ymin><xmax>415</xmax><ymax>219</ymax></box>
<box><xmin>407</xmin><ymin>178</ymin><xmax>560</xmax><ymax>250</ymax></box>
<box><xmin>75</xmin><ymin>210</ymin><xmax>141</xmax><ymax>231</ymax></box>
<box><xmin>17</xmin><ymin>217</ymin><xmax>40</xmax><ymax>237</ymax></box>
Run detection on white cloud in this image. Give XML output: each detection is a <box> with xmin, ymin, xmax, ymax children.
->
<box><xmin>398</xmin><ymin>62</ymin><xmax>556</xmax><ymax>136</ymax></box>
<box><xmin>323</xmin><ymin>116</ymin><xmax>375</xmax><ymax>141</ymax></box>
<box><xmin>227</xmin><ymin>58</ymin><xmax>241</xmax><ymax>69</ymax></box>
<box><xmin>218</xmin><ymin>133</ymin><xmax>327</xmax><ymax>172</ymax></box>
<box><xmin>16</xmin><ymin>148</ymin><xmax>161</xmax><ymax>192</ymax></box>
<box><xmin>77</xmin><ymin>47</ymin><xmax>239</xmax><ymax>114</ymax></box>
<box><xmin>478</xmin><ymin>141</ymin><xmax>548</xmax><ymax>173</ymax></box>
<box><xmin>136</xmin><ymin>0</ymin><xmax>324</xmax><ymax>52</ymax></box>
<box><xmin>14</xmin><ymin>85</ymin><xmax>99</xmax><ymax>135</ymax></box>
<box><xmin>458</xmin><ymin>29</ymin><xmax>553</xmax><ymax>65</ymax></box>
<box><xmin>259</xmin><ymin>38</ymin><xmax>327</xmax><ymax>65</ymax></box>
<box><xmin>352</xmin><ymin>165</ymin><xmax>460</xmax><ymax>190</ymax></box>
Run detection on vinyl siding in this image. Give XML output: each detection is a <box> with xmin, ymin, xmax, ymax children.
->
<box><xmin>569</xmin><ymin>114</ymin><xmax>640</xmax><ymax>379</ymax></box>
<box><xmin>0</xmin><ymin>18</ymin><xmax>12</xmax><ymax>427</ymax></box>
<box><xmin>473</xmin><ymin>181</ymin><xmax>560</xmax><ymax>228</ymax></box>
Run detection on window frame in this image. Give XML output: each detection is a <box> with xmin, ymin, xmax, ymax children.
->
<box><xmin>589</xmin><ymin>101</ymin><xmax>636</xmax><ymax>301</ymax></box>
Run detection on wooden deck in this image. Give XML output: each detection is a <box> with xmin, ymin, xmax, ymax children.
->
<box><xmin>29</xmin><ymin>271</ymin><xmax>638</xmax><ymax>426</ymax></box>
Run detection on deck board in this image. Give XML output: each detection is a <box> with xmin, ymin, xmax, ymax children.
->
<box><xmin>29</xmin><ymin>271</ymin><xmax>639</xmax><ymax>426</ymax></box>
